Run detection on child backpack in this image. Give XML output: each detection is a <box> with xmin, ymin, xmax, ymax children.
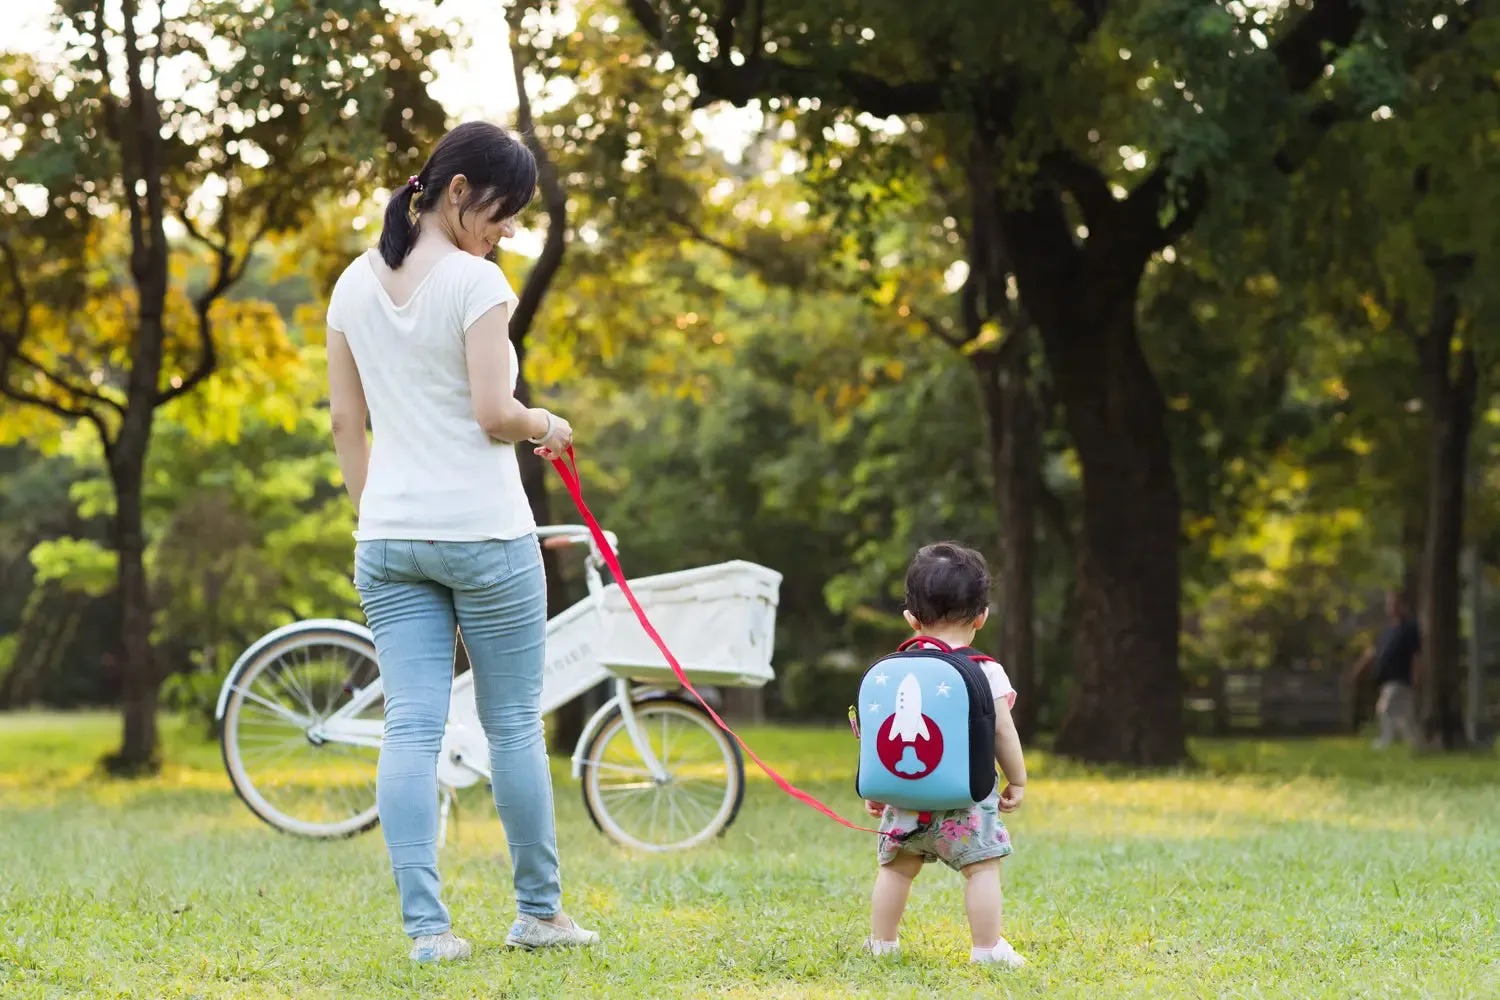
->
<box><xmin>853</xmin><ymin>637</ymin><xmax>998</xmax><ymax>812</ymax></box>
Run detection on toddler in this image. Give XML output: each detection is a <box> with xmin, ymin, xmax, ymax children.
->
<box><xmin>864</xmin><ymin>542</ymin><xmax>1027</xmax><ymax>968</ymax></box>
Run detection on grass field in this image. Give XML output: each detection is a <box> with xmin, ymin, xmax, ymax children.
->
<box><xmin>2</xmin><ymin>711</ymin><xmax>1497</xmax><ymax>999</ymax></box>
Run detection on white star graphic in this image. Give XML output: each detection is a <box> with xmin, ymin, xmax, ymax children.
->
<box><xmin>867</xmin><ymin>702</ymin><xmax>880</xmax><ymax>714</ymax></box>
<box><xmin>873</xmin><ymin>671</ymin><xmax>889</xmax><ymax>686</ymax></box>
<box><xmin>936</xmin><ymin>681</ymin><xmax>952</xmax><ymax>697</ymax></box>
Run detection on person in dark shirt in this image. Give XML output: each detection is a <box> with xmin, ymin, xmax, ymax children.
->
<box><xmin>1351</xmin><ymin>590</ymin><xmax>1422</xmax><ymax>748</ymax></box>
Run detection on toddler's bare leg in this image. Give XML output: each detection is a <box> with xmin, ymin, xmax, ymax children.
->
<box><xmin>961</xmin><ymin>858</ymin><xmax>1003</xmax><ymax>950</ymax></box>
<box><xmin>871</xmin><ymin>851</ymin><xmax>925</xmax><ymax>943</ymax></box>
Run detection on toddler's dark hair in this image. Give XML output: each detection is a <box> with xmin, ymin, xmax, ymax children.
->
<box><xmin>904</xmin><ymin>542</ymin><xmax>991</xmax><ymax>625</ymax></box>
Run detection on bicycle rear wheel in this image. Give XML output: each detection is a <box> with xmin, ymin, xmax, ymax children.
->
<box><xmin>220</xmin><ymin>625</ymin><xmax>383</xmax><ymax>838</ymax></box>
<box><xmin>579</xmin><ymin>695</ymin><xmax>744</xmax><ymax>852</ymax></box>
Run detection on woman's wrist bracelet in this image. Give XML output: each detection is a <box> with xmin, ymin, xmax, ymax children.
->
<box><xmin>527</xmin><ymin>410</ymin><xmax>554</xmax><ymax>444</ymax></box>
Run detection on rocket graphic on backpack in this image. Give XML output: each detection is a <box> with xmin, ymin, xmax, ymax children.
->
<box><xmin>854</xmin><ymin>636</ymin><xmax>998</xmax><ymax>812</ymax></box>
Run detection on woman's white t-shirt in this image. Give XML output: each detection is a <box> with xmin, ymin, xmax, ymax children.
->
<box><xmin>326</xmin><ymin>249</ymin><xmax>536</xmax><ymax>542</ymax></box>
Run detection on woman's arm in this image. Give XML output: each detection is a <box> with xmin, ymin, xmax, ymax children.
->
<box><xmin>326</xmin><ymin>327</ymin><xmax>371</xmax><ymax>512</ymax></box>
<box><xmin>994</xmin><ymin>699</ymin><xmax>1027</xmax><ymax>811</ymax></box>
<box><xmin>465</xmin><ymin>303</ymin><xmax>552</xmax><ymax>443</ymax></box>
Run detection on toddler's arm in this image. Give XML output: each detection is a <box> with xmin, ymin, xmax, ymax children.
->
<box><xmin>994</xmin><ymin>700</ymin><xmax>1027</xmax><ymax>812</ymax></box>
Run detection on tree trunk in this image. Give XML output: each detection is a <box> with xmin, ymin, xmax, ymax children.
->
<box><xmin>105</xmin><ymin>427</ymin><xmax>161</xmax><ymax>775</ymax></box>
<box><xmin>95</xmin><ymin>0</ymin><xmax>170</xmax><ymax>775</ymax></box>
<box><xmin>997</xmin><ymin>180</ymin><xmax>1186</xmax><ymax>765</ymax></box>
<box><xmin>1400</xmin><ymin>501</ymin><xmax>1425</xmax><ymax>606</ymax></box>
<box><xmin>1026</xmin><ymin>270</ymin><xmax>1185</xmax><ymax>763</ymax></box>
<box><xmin>979</xmin><ymin>339</ymin><xmax>1041</xmax><ymax>743</ymax></box>
<box><xmin>722</xmin><ymin>687</ymin><xmax>765</xmax><ymax>723</ymax></box>
<box><xmin>1415</xmin><ymin>277</ymin><xmax>1477</xmax><ymax>750</ymax></box>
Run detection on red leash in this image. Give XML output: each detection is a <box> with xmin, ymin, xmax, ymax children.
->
<box><xmin>549</xmin><ymin>447</ymin><xmax>884</xmax><ymax>837</ymax></box>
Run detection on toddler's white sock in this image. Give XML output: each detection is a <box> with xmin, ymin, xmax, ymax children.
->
<box><xmin>970</xmin><ymin>945</ymin><xmax>994</xmax><ymax>963</ymax></box>
<box><xmin>865</xmin><ymin>938</ymin><xmax>900</xmax><ymax>956</ymax></box>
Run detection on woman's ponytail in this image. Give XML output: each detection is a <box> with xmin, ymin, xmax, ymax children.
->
<box><xmin>375</xmin><ymin>124</ymin><xmax>538</xmax><ymax>269</ymax></box>
<box><xmin>378</xmin><ymin>179</ymin><xmax>423</xmax><ymax>268</ymax></box>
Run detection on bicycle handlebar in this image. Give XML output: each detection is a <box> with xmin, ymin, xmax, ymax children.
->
<box><xmin>536</xmin><ymin>524</ymin><xmax>619</xmax><ymax>555</ymax></box>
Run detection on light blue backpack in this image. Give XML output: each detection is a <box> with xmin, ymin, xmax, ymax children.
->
<box><xmin>853</xmin><ymin>637</ymin><xmax>998</xmax><ymax>812</ymax></box>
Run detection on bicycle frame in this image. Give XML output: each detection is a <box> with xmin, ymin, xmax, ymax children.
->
<box><xmin>245</xmin><ymin>524</ymin><xmax>669</xmax><ymax>784</ymax></box>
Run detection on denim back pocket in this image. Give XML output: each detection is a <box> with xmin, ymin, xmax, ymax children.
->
<box><xmin>353</xmin><ymin>540</ymin><xmax>389</xmax><ymax>589</ymax></box>
<box><xmin>435</xmin><ymin>539</ymin><xmax>514</xmax><ymax>589</ymax></box>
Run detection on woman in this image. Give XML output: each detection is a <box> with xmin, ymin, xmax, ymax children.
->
<box><xmin>324</xmin><ymin>121</ymin><xmax>597</xmax><ymax>962</ymax></box>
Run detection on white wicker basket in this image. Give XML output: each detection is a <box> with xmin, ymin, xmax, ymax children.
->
<box><xmin>594</xmin><ymin>560</ymin><xmax>782</xmax><ymax>688</ymax></box>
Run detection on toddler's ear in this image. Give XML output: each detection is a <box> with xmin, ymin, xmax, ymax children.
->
<box><xmin>903</xmin><ymin>610</ymin><xmax>920</xmax><ymax>631</ymax></box>
<box><xmin>975</xmin><ymin>607</ymin><xmax>990</xmax><ymax>630</ymax></box>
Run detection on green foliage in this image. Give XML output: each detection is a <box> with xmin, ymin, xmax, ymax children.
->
<box><xmin>5</xmin><ymin>0</ymin><xmax>1500</xmax><ymax>749</ymax></box>
<box><xmin>28</xmin><ymin>537</ymin><xmax>117</xmax><ymax>599</ymax></box>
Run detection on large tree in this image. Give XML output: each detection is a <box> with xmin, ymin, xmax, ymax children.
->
<box><xmin>0</xmin><ymin>0</ymin><xmax>446</xmax><ymax>772</ymax></box>
<box><xmin>613</xmin><ymin>0</ymin><xmax>1491</xmax><ymax>762</ymax></box>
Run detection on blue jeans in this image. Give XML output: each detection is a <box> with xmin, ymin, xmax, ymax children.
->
<box><xmin>354</xmin><ymin>536</ymin><xmax>562</xmax><ymax>937</ymax></box>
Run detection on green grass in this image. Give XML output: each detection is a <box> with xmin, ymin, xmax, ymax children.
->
<box><xmin>2</xmin><ymin>712</ymin><xmax>1497</xmax><ymax>999</ymax></box>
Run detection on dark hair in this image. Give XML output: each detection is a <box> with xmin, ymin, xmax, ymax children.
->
<box><xmin>904</xmin><ymin>542</ymin><xmax>992</xmax><ymax>626</ymax></box>
<box><xmin>379</xmin><ymin>121</ymin><xmax>538</xmax><ymax>268</ymax></box>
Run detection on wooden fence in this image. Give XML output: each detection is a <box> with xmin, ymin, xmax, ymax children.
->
<box><xmin>1193</xmin><ymin>670</ymin><xmax>1351</xmax><ymax>735</ymax></box>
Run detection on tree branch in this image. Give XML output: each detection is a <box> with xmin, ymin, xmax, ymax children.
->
<box><xmin>714</xmin><ymin>0</ymin><xmax>747</xmax><ymax>64</ymax></box>
<box><xmin>1038</xmin><ymin>149</ymin><xmax>1115</xmax><ymax>230</ymax></box>
<box><xmin>0</xmin><ymin>244</ymin><xmax>115</xmax><ymax>450</ymax></box>
<box><xmin>509</xmin><ymin>40</ymin><xmax>568</xmax><ymax>356</ymax></box>
<box><xmin>1120</xmin><ymin>0</ymin><xmax>1371</xmax><ymax>253</ymax></box>
<box><xmin>1271</xmin><ymin>0</ymin><xmax>1365</xmax><ymax>94</ymax></box>
<box><xmin>623</xmin><ymin>0</ymin><xmax>1007</xmax><ymax>117</ymax></box>
<box><xmin>159</xmin><ymin>208</ymin><xmax>270</xmax><ymax>406</ymax></box>
<box><xmin>666</xmin><ymin>209</ymin><xmax>776</xmax><ymax>273</ymax></box>
<box><xmin>0</xmin><ymin>240</ymin><xmax>126</xmax><ymax>420</ymax></box>
<box><xmin>121</xmin><ymin>0</ymin><xmax>167</xmax><ymax>297</ymax></box>
<box><xmin>1270</xmin><ymin>2</ymin><xmax>1486</xmax><ymax>188</ymax></box>
<box><xmin>0</xmin><ymin>379</ymin><xmax>115</xmax><ymax>454</ymax></box>
<box><xmin>910</xmin><ymin>303</ymin><xmax>967</xmax><ymax>351</ymax></box>
<box><xmin>997</xmin><ymin>187</ymin><xmax>1083</xmax><ymax>335</ymax></box>
<box><xmin>747</xmin><ymin>0</ymin><xmax>765</xmax><ymax>70</ymax></box>
<box><xmin>624</xmin><ymin>0</ymin><xmax>666</xmax><ymax>41</ymax></box>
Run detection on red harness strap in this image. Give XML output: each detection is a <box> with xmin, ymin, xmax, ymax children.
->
<box><xmin>549</xmin><ymin>448</ymin><xmax>888</xmax><ymax>837</ymax></box>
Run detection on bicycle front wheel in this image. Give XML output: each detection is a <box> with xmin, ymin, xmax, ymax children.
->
<box><xmin>220</xmin><ymin>625</ymin><xmax>383</xmax><ymax>838</ymax></box>
<box><xmin>579</xmin><ymin>696</ymin><xmax>745</xmax><ymax>852</ymax></box>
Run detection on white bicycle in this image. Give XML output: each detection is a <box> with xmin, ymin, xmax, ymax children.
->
<box><xmin>214</xmin><ymin>525</ymin><xmax>782</xmax><ymax>852</ymax></box>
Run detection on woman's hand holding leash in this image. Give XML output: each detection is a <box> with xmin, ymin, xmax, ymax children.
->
<box><xmin>529</xmin><ymin>409</ymin><xmax>573</xmax><ymax>460</ymax></box>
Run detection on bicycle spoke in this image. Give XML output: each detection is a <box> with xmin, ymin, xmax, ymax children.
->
<box><xmin>578</xmin><ymin>759</ymin><xmax>655</xmax><ymax>779</ymax></box>
<box><xmin>661</xmin><ymin>711</ymin><xmax>670</xmax><ymax>770</ymax></box>
<box><xmin>272</xmin><ymin>656</ymin><xmax>319</xmax><ymax>721</ymax></box>
<box><xmin>233</xmin><ymin>686</ymin><xmax>313</xmax><ymax>728</ymax></box>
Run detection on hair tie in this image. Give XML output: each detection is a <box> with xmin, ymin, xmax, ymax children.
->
<box><xmin>407</xmin><ymin>175</ymin><xmax>424</xmax><ymax>193</ymax></box>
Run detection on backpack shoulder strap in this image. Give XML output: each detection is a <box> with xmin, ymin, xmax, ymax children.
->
<box><xmin>952</xmin><ymin>645</ymin><xmax>998</xmax><ymax>665</ymax></box>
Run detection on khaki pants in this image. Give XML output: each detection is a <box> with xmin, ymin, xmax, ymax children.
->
<box><xmin>1375</xmin><ymin>681</ymin><xmax>1419</xmax><ymax>748</ymax></box>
